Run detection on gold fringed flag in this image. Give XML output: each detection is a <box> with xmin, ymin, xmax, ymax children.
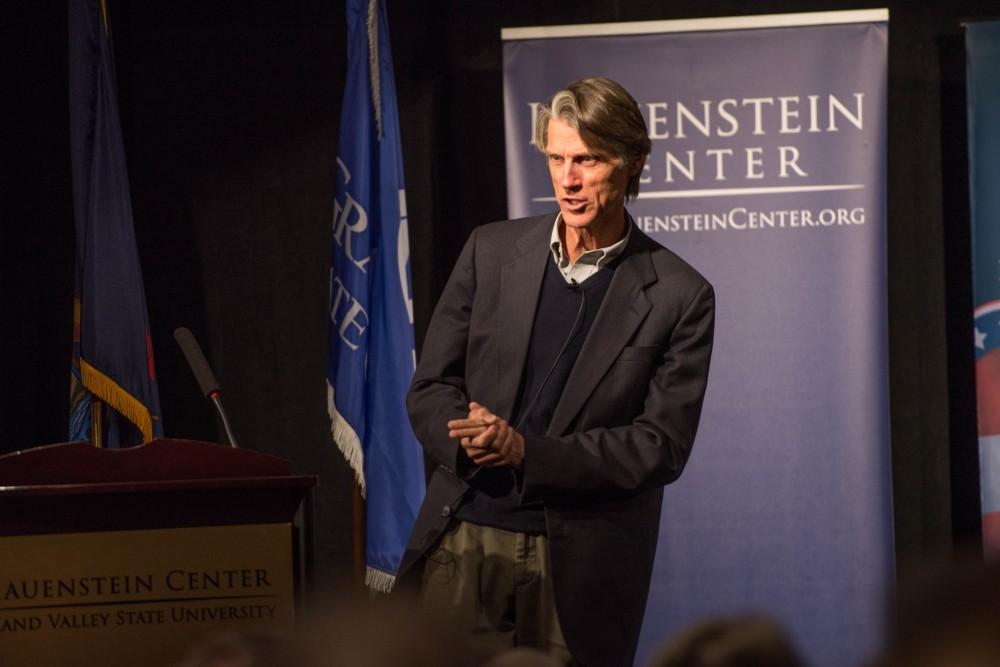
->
<box><xmin>68</xmin><ymin>0</ymin><xmax>162</xmax><ymax>447</ymax></box>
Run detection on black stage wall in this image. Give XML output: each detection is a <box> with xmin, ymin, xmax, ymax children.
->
<box><xmin>3</xmin><ymin>1</ymin><xmax>989</xmax><ymax>592</ymax></box>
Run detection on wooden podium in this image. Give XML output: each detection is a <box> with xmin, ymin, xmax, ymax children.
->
<box><xmin>0</xmin><ymin>439</ymin><xmax>316</xmax><ymax>666</ymax></box>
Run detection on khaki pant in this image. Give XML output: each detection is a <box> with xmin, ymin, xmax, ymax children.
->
<box><xmin>419</xmin><ymin>521</ymin><xmax>572</xmax><ymax>665</ymax></box>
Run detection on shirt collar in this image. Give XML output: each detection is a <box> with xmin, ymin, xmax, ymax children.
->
<box><xmin>549</xmin><ymin>211</ymin><xmax>632</xmax><ymax>271</ymax></box>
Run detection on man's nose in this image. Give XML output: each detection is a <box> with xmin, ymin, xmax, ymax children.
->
<box><xmin>559</xmin><ymin>161</ymin><xmax>580</xmax><ymax>189</ymax></box>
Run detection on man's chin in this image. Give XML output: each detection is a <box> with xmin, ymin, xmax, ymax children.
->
<box><xmin>559</xmin><ymin>210</ymin><xmax>594</xmax><ymax>229</ymax></box>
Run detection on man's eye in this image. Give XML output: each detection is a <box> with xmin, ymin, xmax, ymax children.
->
<box><xmin>579</xmin><ymin>155</ymin><xmax>597</xmax><ymax>165</ymax></box>
<box><xmin>549</xmin><ymin>155</ymin><xmax>564</xmax><ymax>164</ymax></box>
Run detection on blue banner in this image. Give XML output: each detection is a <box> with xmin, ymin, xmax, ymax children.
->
<box><xmin>68</xmin><ymin>0</ymin><xmax>163</xmax><ymax>447</ymax></box>
<box><xmin>328</xmin><ymin>0</ymin><xmax>425</xmax><ymax>591</ymax></box>
<box><xmin>967</xmin><ymin>21</ymin><xmax>1000</xmax><ymax>557</ymax></box>
<box><xmin>503</xmin><ymin>12</ymin><xmax>892</xmax><ymax>667</ymax></box>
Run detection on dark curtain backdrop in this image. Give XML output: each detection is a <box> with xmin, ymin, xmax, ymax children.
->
<box><xmin>3</xmin><ymin>0</ymin><xmax>987</xmax><ymax>592</ymax></box>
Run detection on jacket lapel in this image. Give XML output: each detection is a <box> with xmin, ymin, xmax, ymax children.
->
<box><xmin>548</xmin><ymin>231</ymin><xmax>657</xmax><ymax>435</ymax></box>
<box><xmin>495</xmin><ymin>217</ymin><xmax>553</xmax><ymax>420</ymax></box>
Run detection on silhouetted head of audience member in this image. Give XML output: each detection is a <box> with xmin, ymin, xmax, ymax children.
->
<box><xmin>878</xmin><ymin>555</ymin><xmax>1000</xmax><ymax>667</ymax></box>
<box><xmin>648</xmin><ymin>615</ymin><xmax>804</xmax><ymax>667</ymax></box>
<box><xmin>175</xmin><ymin>630</ymin><xmax>299</xmax><ymax>667</ymax></box>
<box><xmin>483</xmin><ymin>647</ymin><xmax>565</xmax><ymax>667</ymax></box>
<box><xmin>298</xmin><ymin>593</ymin><xmax>475</xmax><ymax>667</ymax></box>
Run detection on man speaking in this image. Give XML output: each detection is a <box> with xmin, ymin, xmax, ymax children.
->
<box><xmin>398</xmin><ymin>78</ymin><xmax>715</xmax><ymax>666</ymax></box>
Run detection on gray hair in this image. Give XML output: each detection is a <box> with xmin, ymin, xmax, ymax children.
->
<box><xmin>534</xmin><ymin>77</ymin><xmax>651</xmax><ymax>199</ymax></box>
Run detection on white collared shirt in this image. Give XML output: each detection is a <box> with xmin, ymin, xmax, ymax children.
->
<box><xmin>549</xmin><ymin>212</ymin><xmax>632</xmax><ymax>284</ymax></box>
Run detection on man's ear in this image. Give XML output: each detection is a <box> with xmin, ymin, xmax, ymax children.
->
<box><xmin>629</xmin><ymin>158</ymin><xmax>645</xmax><ymax>177</ymax></box>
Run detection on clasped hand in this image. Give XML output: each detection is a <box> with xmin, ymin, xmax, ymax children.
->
<box><xmin>447</xmin><ymin>402</ymin><xmax>524</xmax><ymax>469</ymax></box>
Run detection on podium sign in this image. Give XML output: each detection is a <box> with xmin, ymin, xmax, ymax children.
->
<box><xmin>0</xmin><ymin>523</ymin><xmax>294</xmax><ymax>666</ymax></box>
<box><xmin>0</xmin><ymin>439</ymin><xmax>315</xmax><ymax>667</ymax></box>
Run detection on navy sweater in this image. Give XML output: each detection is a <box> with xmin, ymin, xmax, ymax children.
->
<box><xmin>456</xmin><ymin>257</ymin><xmax>616</xmax><ymax>533</ymax></box>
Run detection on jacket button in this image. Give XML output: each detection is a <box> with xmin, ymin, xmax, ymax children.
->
<box><xmin>440</xmin><ymin>505</ymin><xmax>452</xmax><ymax>518</ymax></box>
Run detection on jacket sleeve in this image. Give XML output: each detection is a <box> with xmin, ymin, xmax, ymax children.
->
<box><xmin>406</xmin><ymin>228</ymin><xmax>480</xmax><ymax>473</ymax></box>
<box><xmin>521</xmin><ymin>280</ymin><xmax>715</xmax><ymax>502</ymax></box>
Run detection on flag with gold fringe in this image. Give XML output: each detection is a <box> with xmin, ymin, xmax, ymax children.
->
<box><xmin>68</xmin><ymin>0</ymin><xmax>162</xmax><ymax>447</ymax></box>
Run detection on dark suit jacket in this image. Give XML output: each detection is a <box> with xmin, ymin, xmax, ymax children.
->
<box><xmin>399</xmin><ymin>214</ymin><xmax>714</xmax><ymax>667</ymax></box>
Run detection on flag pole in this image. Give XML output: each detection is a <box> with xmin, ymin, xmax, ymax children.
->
<box><xmin>353</xmin><ymin>483</ymin><xmax>366</xmax><ymax>591</ymax></box>
<box><xmin>90</xmin><ymin>398</ymin><xmax>103</xmax><ymax>448</ymax></box>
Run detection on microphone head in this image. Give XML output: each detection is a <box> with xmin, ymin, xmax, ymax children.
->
<box><xmin>173</xmin><ymin>327</ymin><xmax>221</xmax><ymax>397</ymax></box>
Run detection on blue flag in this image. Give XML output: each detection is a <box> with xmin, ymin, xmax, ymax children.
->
<box><xmin>68</xmin><ymin>0</ymin><xmax>163</xmax><ymax>447</ymax></box>
<box><xmin>328</xmin><ymin>0</ymin><xmax>425</xmax><ymax>591</ymax></box>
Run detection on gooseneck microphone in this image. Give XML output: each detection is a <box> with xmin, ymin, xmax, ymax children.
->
<box><xmin>173</xmin><ymin>327</ymin><xmax>239</xmax><ymax>448</ymax></box>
